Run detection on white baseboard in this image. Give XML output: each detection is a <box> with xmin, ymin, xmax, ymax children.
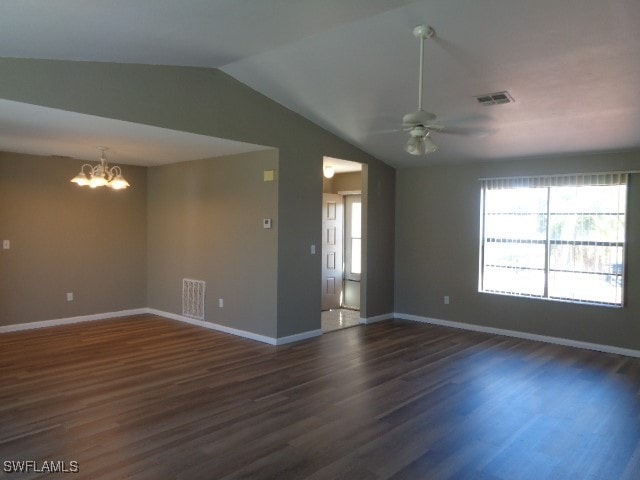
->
<box><xmin>395</xmin><ymin>312</ymin><xmax>640</xmax><ymax>358</ymax></box>
<box><xmin>146</xmin><ymin>309</ymin><xmax>321</xmax><ymax>346</ymax></box>
<box><xmin>274</xmin><ymin>329</ymin><xmax>323</xmax><ymax>345</ymax></box>
<box><xmin>6</xmin><ymin>307</ymin><xmax>634</xmax><ymax>357</ymax></box>
<box><xmin>146</xmin><ymin>308</ymin><xmax>276</xmax><ymax>344</ymax></box>
<box><xmin>359</xmin><ymin>312</ymin><xmax>394</xmax><ymax>325</ymax></box>
<box><xmin>0</xmin><ymin>307</ymin><xmax>322</xmax><ymax>346</ymax></box>
<box><xmin>0</xmin><ymin>308</ymin><xmax>148</xmax><ymax>333</ymax></box>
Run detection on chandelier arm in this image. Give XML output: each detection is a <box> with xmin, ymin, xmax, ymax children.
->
<box><xmin>107</xmin><ymin>165</ymin><xmax>121</xmax><ymax>181</ymax></box>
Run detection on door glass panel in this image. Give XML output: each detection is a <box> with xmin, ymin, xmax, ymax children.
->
<box><xmin>351</xmin><ymin>238</ymin><xmax>361</xmax><ymax>274</ymax></box>
<box><xmin>351</xmin><ymin>202</ymin><xmax>361</xmax><ymax>238</ymax></box>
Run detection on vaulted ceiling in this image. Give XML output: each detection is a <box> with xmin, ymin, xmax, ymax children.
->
<box><xmin>1</xmin><ymin>0</ymin><xmax>639</xmax><ymax>167</ymax></box>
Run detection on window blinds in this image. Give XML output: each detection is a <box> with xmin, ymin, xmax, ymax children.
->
<box><xmin>480</xmin><ymin>172</ymin><xmax>628</xmax><ymax>189</ymax></box>
<box><xmin>479</xmin><ymin>172</ymin><xmax>629</xmax><ymax>306</ymax></box>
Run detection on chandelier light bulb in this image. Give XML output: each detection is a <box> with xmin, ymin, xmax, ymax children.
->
<box><xmin>109</xmin><ymin>173</ymin><xmax>130</xmax><ymax>190</ymax></box>
<box><xmin>70</xmin><ymin>171</ymin><xmax>90</xmax><ymax>186</ymax></box>
<box><xmin>89</xmin><ymin>175</ymin><xmax>108</xmax><ymax>188</ymax></box>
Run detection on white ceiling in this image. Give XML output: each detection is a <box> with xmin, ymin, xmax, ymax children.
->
<box><xmin>1</xmin><ymin>0</ymin><xmax>639</xmax><ymax>168</ymax></box>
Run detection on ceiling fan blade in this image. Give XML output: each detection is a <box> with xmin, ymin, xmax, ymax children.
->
<box><xmin>437</xmin><ymin>113</ymin><xmax>494</xmax><ymax>125</ymax></box>
<box><xmin>425</xmin><ymin>113</ymin><xmax>496</xmax><ymax>136</ymax></box>
<box><xmin>366</xmin><ymin>127</ymin><xmax>403</xmax><ymax>136</ymax></box>
<box><xmin>434</xmin><ymin>125</ymin><xmax>496</xmax><ymax>136</ymax></box>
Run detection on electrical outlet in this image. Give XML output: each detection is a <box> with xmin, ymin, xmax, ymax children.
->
<box><xmin>444</xmin><ymin>295</ymin><xmax>450</xmax><ymax>305</ymax></box>
<box><xmin>67</xmin><ymin>292</ymin><xmax>74</xmax><ymax>302</ymax></box>
<box><xmin>2</xmin><ymin>240</ymin><xmax>9</xmax><ymax>250</ymax></box>
<box><xmin>310</xmin><ymin>244</ymin><xmax>316</xmax><ymax>255</ymax></box>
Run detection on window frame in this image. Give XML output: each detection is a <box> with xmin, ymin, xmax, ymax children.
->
<box><xmin>478</xmin><ymin>173</ymin><xmax>629</xmax><ymax>308</ymax></box>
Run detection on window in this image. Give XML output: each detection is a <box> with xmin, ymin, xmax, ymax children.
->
<box><xmin>479</xmin><ymin>173</ymin><xmax>627</xmax><ymax>306</ymax></box>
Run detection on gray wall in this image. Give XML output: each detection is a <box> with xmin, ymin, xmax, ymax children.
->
<box><xmin>395</xmin><ymin>151</ymin><xmax>640</xmax><ymax>350</ymax></box>
<box><xmin>364</xmin><ymin>162</ymin><xmax>396</xmax><ymax>317</ymax></box>
<box><xmin>0</xmin><ymin>152</ymin><xmax>147</xmax><ymax>325</ymax></box>
<box><xmin>323</xmin><ymin>171</ymin><xmax>362</xmax><ymax>194</ymax></box>
<box><xmin>147</xmin><ymin>150</ymin><xmax>278</xmax><ymax>337</ymax></box>
<box><xmin>0</xmin><ymin>58</ymin><xmax>396</xmax><ymax>337</ymax></box>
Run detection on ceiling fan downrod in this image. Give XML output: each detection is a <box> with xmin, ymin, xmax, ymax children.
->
<box><xmin>413</xmin><ymin>25</ymin><xmax>435</xmax><ymax>111</ymax></box>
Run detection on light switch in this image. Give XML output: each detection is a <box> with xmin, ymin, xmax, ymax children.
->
<box><xmin>2</xmin><ymin>240</ymin><xmax>9</xmax><ymax>250</ymax></box>
<box><xmin>263</xmin><ymin>218</ymin><xmax>272</xmax><ymax>229</ymax></box>
<box><xmin>310</xmin><ymin>244</ymin><xmax>316</xmax><ymax>255</ymax></box>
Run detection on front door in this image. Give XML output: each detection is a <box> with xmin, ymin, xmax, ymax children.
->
<box><xmin>321</xmin><ymin>193</ymin><xmax>344</xmax><ymax>310</ymax></box>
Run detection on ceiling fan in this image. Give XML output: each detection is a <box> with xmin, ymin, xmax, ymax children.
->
<box><xmin>403</xmin><ymin>25</ymin><xmax>442</xmax><ymax>155</ymax></box>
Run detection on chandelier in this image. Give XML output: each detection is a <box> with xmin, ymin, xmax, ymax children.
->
<box><xmin>70</xmin><ymin>147</ymin><xmax>130</xmax><ymax>190</ymax></box>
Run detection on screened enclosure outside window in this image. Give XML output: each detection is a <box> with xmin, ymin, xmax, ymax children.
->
<box><xmin>479</xmin><ymin>173</ymin><xmax>627</xmax><ymax>306</ymax></box>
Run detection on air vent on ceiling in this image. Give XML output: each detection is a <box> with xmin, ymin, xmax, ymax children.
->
<box><xmin>475</xmin><ymin>91</ymin><xmax>514</xmax><ymax>106</ymax></box>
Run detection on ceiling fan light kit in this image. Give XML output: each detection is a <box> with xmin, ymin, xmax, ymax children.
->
<box><xmin>405</xmin><ymin>128</ymin><xmax>438</xmax><ymax>155</ymax></box>
<box><xmin>70</xmin><ymin>147</ymin><xmax>130</xmax><ymax>190</ymax></box>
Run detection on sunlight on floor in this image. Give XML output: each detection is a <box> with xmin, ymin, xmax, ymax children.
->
<box><xmin>321</xmin><ymin>308</ymin><xmax>360</xmax><ymax>332</ymax></box>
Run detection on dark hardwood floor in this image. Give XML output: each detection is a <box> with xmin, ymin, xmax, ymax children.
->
<box><xmin>1</xmin><ymin>315</ymin><xmax>639</xmax><ymax>479</ymax></box>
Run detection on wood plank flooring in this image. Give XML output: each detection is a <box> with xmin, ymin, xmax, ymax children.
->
<box><xmin>1</xmin><ymin>314</ymin><xmax>639</xmax><ymax>479</ymax></box>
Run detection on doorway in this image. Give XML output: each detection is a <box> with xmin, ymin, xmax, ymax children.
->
<box><xmin>321</xmin><ymin>157</ymin><xmax>363</xmax><ymax>333</ymax></box>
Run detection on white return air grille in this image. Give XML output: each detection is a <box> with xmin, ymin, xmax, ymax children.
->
<box><xmin>182</xmin><ymin>279</ymin><xmax>206</xmax><ymax>320</ymax></box>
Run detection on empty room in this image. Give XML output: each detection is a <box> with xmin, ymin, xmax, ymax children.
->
<box><xmin>1</xmin><ymin>1</ymin><xmax>639</xmax><ymax>479</ymax></box>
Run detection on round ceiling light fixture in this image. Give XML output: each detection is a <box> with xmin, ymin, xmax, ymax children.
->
<box><xmin>323</xmin><ymin>166</ymin><xmax>335</xmax><ymax>178</ymax></box>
